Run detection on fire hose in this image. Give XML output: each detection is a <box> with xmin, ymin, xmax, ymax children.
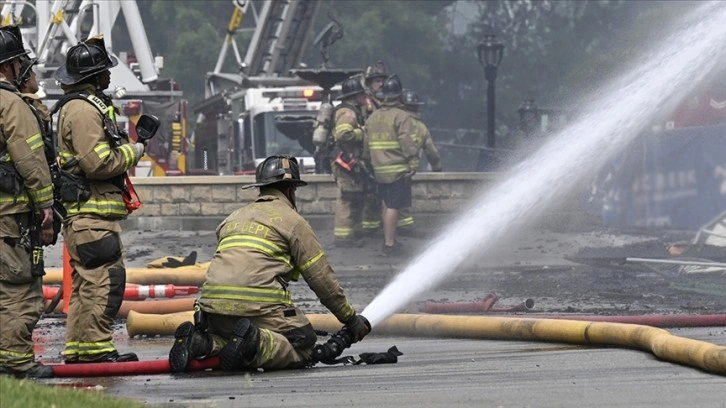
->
<box><xmin>126</xmin><ymin>311</ymin><xmax>726</xmax><ymax>375</ymax></box>
<box><xmin>42</xmin><ymin>266</ymin><xmax>207</xmax><ymax>286</ymax></box>
<box><xmin>312</xmin><ymin>315</ymin><xmax>370</xmax><ymax>365</ymax></box>
<box><xmin>419</xmin><ymin>293</ymin><xmax>536</xmax><ymax>314</ymax></box>
<box><xmin>50</xmin><ymin>356</ymin><xmax>220</xmax><ymax>378</ymax></box>
<box><xmin>42</xmin><ymin>284</ymin><xmax>198</xmax><ymax>301</ymax></box>
<box><xmin>49</xmin><ymin>314</ymin><xmax>364</xmax><ymax>377</ymax></box>
<box><xmin>44</xmin><ymin>297</ymin><xmax>197</xmax><ymax>318</ymax></box>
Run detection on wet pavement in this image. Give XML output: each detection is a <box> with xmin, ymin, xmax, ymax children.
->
<box><xmin>34</xmin><ymin>215</ymin><xmax>726</xmax><ymax>407</ymax></box>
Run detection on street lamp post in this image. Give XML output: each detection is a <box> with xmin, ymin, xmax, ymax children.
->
<box><xmin>476</xmin><ymin>32</ymin><xmax>504</xmax><ymax>170</ymax></box>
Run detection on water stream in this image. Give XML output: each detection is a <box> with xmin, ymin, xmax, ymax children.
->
<box><xmin>362</xmin><ymin>1</ymin><xmax>726</xmax><ymax>326</ymax></box>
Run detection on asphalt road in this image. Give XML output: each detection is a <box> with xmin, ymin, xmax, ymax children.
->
<box><xmin>37</xmin><ymin>324</ymin><xmax>726</xmax><ymax>408</ymax></box>
<box><xmin>36</xmin><ymin>217</ymin><xmax>726</xmax><ymax>407</ymax></box>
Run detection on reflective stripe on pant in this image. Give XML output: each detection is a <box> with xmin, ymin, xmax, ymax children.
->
<box><xmin>333</xmin><ymin>168</ymin><xmax>364</xmax><ymax>240</ymax></box>
<box><xmin>0</xmin><ymin>214</ymin><xmax>44</xmax><ymax>371</ymax></box>
<box><xmin>62</xmin><ymin>216</ymin><xmax>126</xmax><ymax>361</ymax></box>
<box><xmin>0</xmin><ymin>278</ymin><xmax>43</xmax><ymax>371</ymax></box>
<box><xmin>398</xmin><ymin>207</ymin><xmax>414</xmax><ymax>229</ymax></box>
<box><xmin>361</xmin><ymin>190</ymin><xmax>381</xmax><ymax>233</ymax></box>
<box><xmin>207</xmin><ymin>306</ymin><xmax>316</xmax><ymax>370</ymax></box>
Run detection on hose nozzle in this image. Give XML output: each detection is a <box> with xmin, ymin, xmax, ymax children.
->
<box><xmin>312</xmin><ymin>327</ymin><xmax>352</xmax><ymax>364</ymax></box>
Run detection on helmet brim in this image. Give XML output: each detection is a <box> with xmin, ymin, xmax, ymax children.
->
<box><xmin>55</xmin><ymin>54</ymin><xmax>119</xmax><ymax>86</ymax></box>
<box><xmin>241</xmin><ymin>179</ymin><xmax>308</xmax><ymax>190</ymax></box>
<box><xmin>379</xmin><ymin>91</ymin><xmax>402</xmax><ymax>99</ymax></box>
<box><xmin>18</xmin><ymin>57</ymin><xmax>38</xmax><ymax>80</ymax></box>
<box><xmin>335</xmin><ymin>89</ymin><xmax>365</xmax><ymax>101</ymax></box>
<box><xmin>0</xmin><ymin>49</ymin><xmax>30</xmax><ymax>65</ymax></box>
<box><xmin>365</xmin><ymin>73</ymin><xmax>387</xmax><ymax>81</ymax></box>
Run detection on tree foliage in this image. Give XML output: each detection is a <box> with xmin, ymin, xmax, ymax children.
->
<box><xmin>112</xmin><ymin>0</ymin><xmax>697</xmax><ymax>148</ymax></box>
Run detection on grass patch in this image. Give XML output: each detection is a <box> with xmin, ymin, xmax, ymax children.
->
<box><xmin>0</xmin><ymin>375</ymin><xmax>145</xmax><ymax>408</ymax></box>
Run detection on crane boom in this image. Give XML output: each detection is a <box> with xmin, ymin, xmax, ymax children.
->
<box><xmin>205</xmin><ymin>0</ymin><xmax>321</xmax><ymax>97</ymax></box>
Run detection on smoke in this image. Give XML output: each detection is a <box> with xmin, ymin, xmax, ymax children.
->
<box><xmin>362</xmin><ymin>1</ymin><xmax>726</xmax><ymax>326</ymax></box>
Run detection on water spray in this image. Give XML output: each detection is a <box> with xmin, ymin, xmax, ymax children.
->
<box><xmin>362</xmin><ymin>1</ymin><xmax>726</xmax><ymax>327</ymax></box>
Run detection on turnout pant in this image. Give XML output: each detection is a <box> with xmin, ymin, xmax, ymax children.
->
<box><xmin>207</xmin><ymin>305</ymin><xmax>317</xmax><ymax>370</ymax></box>
<box><xmin>333</xmin><ymin>167</ymin><xmax>380</xmax><ymax>240</ymax></box>
<box><xmin>397</xmin><ymin>207</ymin><xmax>414</xmax><ymax>230</ymax></box>
<box><xmin>0</xmin><ymin>214</ymin><xmax>43</xmax><ymax>372</ymax></box>
<box><xmin>333</xmin><ymin>167</ymin><xmax>364</xmax><ymax>241</ymax></box>
<box><xmin>62</xmin><ymin>216</ymin><xmax>126</xmax><ymax>362</ymax></box>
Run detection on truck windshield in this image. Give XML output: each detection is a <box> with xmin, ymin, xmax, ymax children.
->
<box><xmin>253</xmin><ymin>110</ymin><xmax>316</xmax><ymax>157</ymax></box>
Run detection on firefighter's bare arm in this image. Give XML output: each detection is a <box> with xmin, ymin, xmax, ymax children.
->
<box><xmin>62</xmin><ymin>101</ymin><xmax>143</xmax><ymax>180</ymax></box>
<box><xmin>290</xmin><ymin>219</ymin><xmax>356</xmax><ymax>324</ymax></box>
<box><xmin>2</xmin><ymin>91</ymin><xmax>54</xmax><ymax>208</ymax></box>
<box><xmin>333</xmin><ymin>108</ymin><xmax>363</xmax><ymax>144</ymax></box>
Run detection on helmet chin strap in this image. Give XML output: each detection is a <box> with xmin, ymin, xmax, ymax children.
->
<box><xmin>286</xmin><ymin>186</ymin><xmax>297</xmax><ymax>209</ymax></box>
<box><xmin>94</xmin><ymin>75</ymin><xmax>104</xmax><ymax>94</ymax></box>
<box><xmin>280</xmin><ymin>184</ymin><xmax>297</xmax><ymax>209</ymax></box>
<box><xmin>10</xmin><ymin>61</ymin><xmax>21</xmax><ymax>89</ymax></box>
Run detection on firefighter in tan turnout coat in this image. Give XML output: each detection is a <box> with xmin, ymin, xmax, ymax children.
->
<box><xmin>401</xmin><ymin>89</ymin><xmax>442</xmax><ymax>173</ymax></box>
<box><xmin>169</xmin><ymin>155</ymin><xmax>370</xmax><ymax>372</ymax></box>
<box><xmin>364</xmin><ymin>75</ymin><xmax>420</xmax><ymax>255</ymax></box>
<box><xmin>0</xmin><ymin>25</ymin><xmax>55</xmax><ymax>379</ymax></box>
<box><xmin>331</xmin><ymin>77</ymin><xmax>378</xmax><ymax>246</ymax></box>
<box><xmin>55</xmin><ymin>35</ymin><xmax>144</xmax><ymax>363</ymax></box>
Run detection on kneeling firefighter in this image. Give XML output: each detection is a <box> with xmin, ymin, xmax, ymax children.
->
<box><xmin>54</xmin><ymin>35</ymin><xmax>145</xmax><ymax>363</ymax></box>
<box><xmin>331</xmin><ymin>77</ymin><xmax>379</xmax><ymax>246</ymax></box>
<box><xmin>169</xmin><ymin>155</ymin><xmax>370</xmax><ymax>372</ymax></box>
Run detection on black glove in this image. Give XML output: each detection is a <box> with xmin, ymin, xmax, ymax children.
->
<box><xmin>344</xmin><ymin>314</ymin><xmax>371</xmax><ymax>343</ymax></box>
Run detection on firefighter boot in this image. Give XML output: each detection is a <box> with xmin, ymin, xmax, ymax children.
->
<box><xmin>219</xmin><ymin>318</ymin><xmax>260</xmax><ymax>372</ymax></box>
<box><xmin>0</xmin><ymin>363</ymin><xmax>54</xmax><ymax>379</ymax></box>
<box><xmin>169</xmin><ymin>321</ymin><xmax>213</xmax><ymax>373</ymax></box>
<box><xmin>66</xmin><ymin>351</ymin><xmax>139</xmax><ymax>363</ymax></box>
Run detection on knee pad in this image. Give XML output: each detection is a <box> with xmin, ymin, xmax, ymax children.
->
<box><xmin>77</xmin><ymin>233</ymin><xmax>121</xmax><ymax>269</ymax></box>
<box><xmin>104</xmin><ymin>266</ymin><xmax>126</xmax><ymax>317</ymax></box>
<box><xmin>283</xmin><ymin>324</ymin><xmax>317</xmax><ymax>350</ymax></box>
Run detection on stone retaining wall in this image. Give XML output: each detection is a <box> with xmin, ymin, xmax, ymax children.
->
<box><xmin>129</xmin><ymin>173</ymin><xmax>599</xmax><ymax>229</ymax></box>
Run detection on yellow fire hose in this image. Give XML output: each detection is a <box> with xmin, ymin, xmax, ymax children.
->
<box><xmin>126</xmin><ymin>311</ymin><xmax>726</xmax><ymax>375</ymax></box>
<box><xmin>44</xmin><ymin>267</ymin><xmax>207</xmax><ymax>286</ymax></box>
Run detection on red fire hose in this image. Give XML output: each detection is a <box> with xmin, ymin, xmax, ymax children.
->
<box><xmin>419</xmin><ymin>293</ymin><xmax>535</xmax><ymax>314</ymax></box>
<box><xmin>43</xmin><ymin>284</ymin><xmax>198</xmax><ymax>301</ymax></box>
<box><xmin>50</xmin><ymin>356</ymin><xmax>219</xmax><ymax>377</ymax></box>
<box><xmin>419</xmin><ymin>293</ymin><xmax>499</xmax><ymax>314</ymax></box>
<box><xmin>522</xmin><ymin>313</ymin><xmax>726</xmax><ymax>327</ymax></box>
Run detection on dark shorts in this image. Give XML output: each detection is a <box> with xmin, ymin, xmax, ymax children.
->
<box><xmin>379</xmin><ymin>177</ymin><xmax>411</xmax><ymax>210</ymax></box>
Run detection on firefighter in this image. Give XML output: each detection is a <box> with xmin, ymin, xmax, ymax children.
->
<box><xmin>401</xmin><ymin>89</ymin><xmax>442</xmax><ymax>172</ymax></box>
<box><xmin>361</xmin><ymin>60</ymin><xmax>387</xmax><ymax>115</ymax></box>
<box><xmin>0</xmin><ymin>25</ymin><xmax>55</xmax><ymax>378</ymax></box>
<box><xmin>364</xmin><ymin>75</ymin><xmax>420</xmax><ymax>255</ymax></box>
<box><xmin>359</xmin><ymin>60</ymin><xmax>388</xmax><ymax>237</ymax></box>
<box><xmin>331</xmin><ymin>77</ymin><xmax>374</xmax><ymax>247</ymax></box>
<box><xmin>16</xmin><ymin>58</ymin><xmax>52</xmax><ymax>142</ymax></box>
<box><xmin>54</xmin><ymin>35</ymin><xmax>144</xmax><ymax>363</ymax></box>
<box><xmin>169</xmin><ymin>155</ymin><xmax>370</xmax><ymax>372</ymax></box>
<box><xmin>398</xmin><ymin>89</ymin><xmax>443</xmax><ymax>236</ymax></box>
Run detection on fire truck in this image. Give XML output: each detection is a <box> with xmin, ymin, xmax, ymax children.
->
<box><xmin>1</xmin><ymin>0</ymin><xmax>188</xmax><ymax>176</ymax></box>
<box><xmin>191</xmin><ymin>0</ymin><xmax>354</xmax><ymax>175</ymax></box>
<box><xmin>194</xmin><ymin>84</ymin><xmax>339</xmax><ymax>175</ymax></box>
